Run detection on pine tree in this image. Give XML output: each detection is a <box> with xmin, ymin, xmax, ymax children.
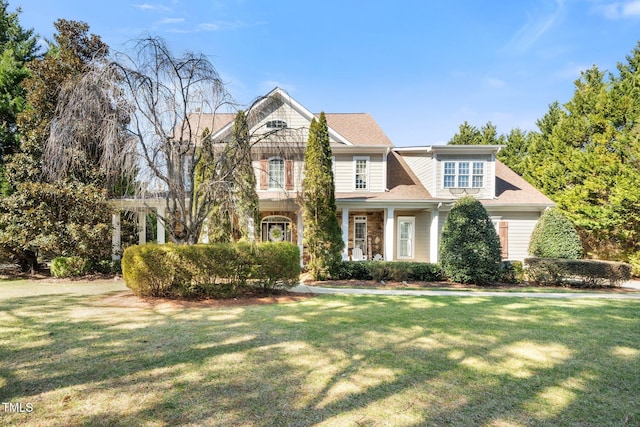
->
<box><xmin>302</xmin><ymin>112</ymin><xmax>344</xmax><ymax>279</ymax></box>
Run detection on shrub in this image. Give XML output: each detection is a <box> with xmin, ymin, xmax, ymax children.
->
<box><xmin>92</xmin><ymin>259</ymin><xmax>122</xmax><ymax>275</ymax></box>
<box><xmin>524</xmin><ymin>257</ymin><xmax>632</xmax><ymax>287</ymax></box>
<box><xmin>50</xmin><ymin>256</ymin><xmax>91</xmax><ymax>277</ymax></box>
<box><xmin>334</xmin><ymin>261</ymin><xmax>442</xmax><ymax>282</ymax></box>
<box><xmin>335</xmin><ymin>261</ymin><xmax>372</xmax><ymax>280</ymax></box>
<box><xmin>529</xmin><ymin>208</ymin><xmax>582</xmax><ymax>259</ymax></box>
<box><xmin>499</xmin><ymin>260</ymin><xmax>524</xmax><ymax>284</ymax></box>
<box><xmin>439</xmin><ymin>196</ymin><xmax>502</xmax><ymax>285</ymax></box>
<box><xmin>122</xmin><ymin>243</ymin><xmax>301</xmax><ymax>298</ymax></box>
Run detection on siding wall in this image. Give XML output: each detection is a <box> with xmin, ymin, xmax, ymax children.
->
<box><xmin>401</xmin><ymin>153</ymin><xmax>435</xmax><ymax>194</ymax></box>
<box><xmin>437</xmin><ymin>209</ymin><xmax>542</xmax><ymax>261</ymax></box>
<box><xmin>334</xmin><ymin>153</ymin><xmax>384</xmax><ymax>192</ymax></box>
<box><xmin>487</xmin><ymin>210</ymin><xmax>542</xmax><ymax>261</ymax></box>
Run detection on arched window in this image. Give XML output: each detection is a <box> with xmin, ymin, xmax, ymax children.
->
<box><xmin>268</xmin><ymin>158</ymin><xmax>285</xmax><ymax>189</ymax></box>
<box><xmin>261</xmin><ymin>215</ymin><xmax>292</xmax><ymax>242</ymax></box>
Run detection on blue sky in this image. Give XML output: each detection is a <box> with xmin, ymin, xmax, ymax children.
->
<box><xmin>15</xmin><ymin>0</ymin><xmax>640</xmax><ymax>146</ymax></box>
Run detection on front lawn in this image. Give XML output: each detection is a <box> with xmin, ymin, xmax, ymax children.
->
<box><xmin>1</xmin><ymin>279</ymin><xmax>638</xmax><ymax>426</ymax></box>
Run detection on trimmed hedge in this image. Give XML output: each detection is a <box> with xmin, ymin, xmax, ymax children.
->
<box><xmin>529</xmin><ymin>208</ymin><xmax>582</xmax><ymax>259</ymax></box>
<box><xmin>122</xmin><ymin>242</ymin><xmax>300</xmax><ymax>298</ymax></box>
<box><xmin>524</xmin><ymin>257</ymin><xmax>632</xmax><ymax>287</ymax></box>
<box><xmin>335</xmin><ymin>261</ymin><xmax>443</xmax><ymax>282</ymax></box>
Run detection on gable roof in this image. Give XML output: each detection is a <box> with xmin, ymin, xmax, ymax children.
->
<box><xmin>179</xmin><ymin>88</ymin><xmax>393</xmax><ymax>147</ymax></box>
<box><xmin>486</xmin><ymin>160</ymin><xmax>554</xmax><ymax>206</ymax></box>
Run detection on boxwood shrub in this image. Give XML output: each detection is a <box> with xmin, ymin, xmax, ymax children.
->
<box><xmin>335</xmin><ymin>261</ymin><xmax>442</xmax><ymax>282</ymax></box>
<box><xmin>529</xmin><ymin>208</ymin><xmax>583</xmax><ymax>259</ymax></box>
<box><xmin>524</xmin><ymin>257</ymin><xmax>632</xmax><ymax>287</ymax></box>
<box><xmin>122</xmin><ymin>242</ymin><xmax>300</xmax><ymax>298</ymax></box>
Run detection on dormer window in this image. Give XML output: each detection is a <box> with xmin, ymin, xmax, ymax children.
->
<box><xmin>266</xmin><ymin>120</ymin><xmax>287</xmax><ymax>129</ymax></box>
<box><xmin>444</xmin><ymin>161</ymin><xmax>484</xmax><ymax>188</ymax></box>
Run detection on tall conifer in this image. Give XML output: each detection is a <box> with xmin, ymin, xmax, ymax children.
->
<box><xmin>302</xmin><ymin>112</ymin><xmax>343</xmax><ymax>279</ymax></box>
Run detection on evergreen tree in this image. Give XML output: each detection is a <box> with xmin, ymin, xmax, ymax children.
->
<box><xmin>448</xmin><ymin>120</ymin><xmax>504</xmax><ymax>145</ymax></box>
<box><xmin>302</xmin><ymin>112</ymin><xmax>344</xmax><ymax>279</ymax></box>
<box><xmin>231</xmin><ymin>110</ymin><xmax>260</xmax><ymax>241</ymax></box>
<box><xmin>0</xmin><ymin>20</ymin><xmax>112</xmax><ymax>272</ymax></box>
<box><xmin>439</xmin><ymin>196</ymin><xmax>502</xmax><ymax>285</ymax></box>
<box><xmin>529</xmin><ymin>208</ymin><xmax>582</xmax><ymax>259</ymax></box>
<box><xmin>0</xmin><ymin>1</ymin><xmax>38</xmax><ymax>194</ymax></box>
<box><xmin>501</xmin><ymin>43</ymin><xmax>640</xmax><ymax>259</ymax></box>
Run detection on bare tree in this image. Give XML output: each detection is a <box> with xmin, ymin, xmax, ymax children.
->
<box><xmin>46</xmin><ymin>37</ymin><xmax>302</xmax><ymax>245</ymax></box>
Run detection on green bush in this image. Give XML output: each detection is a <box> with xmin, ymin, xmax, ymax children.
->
<box><xmin>529</xmin><ymin>208</ymin><xmax>582</xmax><ymax>259</ymax></box>
<box><xmin>335</xmin><ymin>261</ymin><xmax>372</xmax><ymax>280</ymax></box>
<box><xmin>499</xmin><ymin>260</ymin><xmax>524</xmax><ymax>284</ymax></box>
<box><xmin>335</xmin><ymin>261</ymin><xmax>442</xmax><ymax>282</ymax></box>
<box><xmin>122</xmin><ymin>243</ymin><xmax>301</xmax><ymax>298</ymax></box>
<box><xmin>92</xmin><ymin>259</ymin><xmax>122</xmax><ymax>275</ymax></box>
<box><xmin>50</xmin><ymin>256</ymin><xmax>91</xmax><ymax>277</ymax></box>
<box><xmin>439</xmin><ymin>196</ymin><xmax>502</xmax><ymax>285</ymax></box>
<box><xmin>524</xmin><ymin>257</ymin><xmax>632</xmax><ymax>287</ymax></box>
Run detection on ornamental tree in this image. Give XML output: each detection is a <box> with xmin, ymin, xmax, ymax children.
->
<box><xmin>529</xmin><ymin>208</ymin><xmax>582</xmax><ymax>259</ymax></box>
<box><xmin>302</xmin><ymin>112</ymin><xmax>344</xmax><ymax>279</ymax></box>
<box><xmin>439</xmin><ymin>196</ymin><xmax>502</xmax><ymax>285</ymax></box>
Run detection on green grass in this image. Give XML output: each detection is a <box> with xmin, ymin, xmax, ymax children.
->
<box><xmin>1</xmin><ymin>279</ymin><xmax>639</xmax><ymax>426</ymax></box>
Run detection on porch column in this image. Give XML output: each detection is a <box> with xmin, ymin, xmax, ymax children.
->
<box><xmin>430</xmin><ymin>207</ymin><xmax>439</xmax><ymax>263</ymax></box>
<box><xmin>341</xmin><ymin>208</ymin><xmax>349</xmax><ymax>260</ymax></box>
<box><xmin>156</xmin><ymin>207</ymin><xmax>166</xmax><ymax>244</ymax></box>
<box><xmin>138</xmin><ymin>210</ymin><xmax>147</xmax><ymax>245</ymax></box>
<box><xmin>297</xmin><ymin>210</ymin><xmax>304</xmax><ymax>266</ymax></box>
<box><xmin>385</xmin><ymin>207</ymin><xmax>394</xmax><ymax>261</ymax></box>
<box><xmin>112</xmin><ymin>212</ymin><xmax>121</xmax><ymax>261</ymax></box>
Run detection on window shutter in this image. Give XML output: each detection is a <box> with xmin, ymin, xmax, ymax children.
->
<box><xmin>285</xmin><ymin>160</ymin><xmax>294</xmax><ymax>190</ymax></box>
<box><xmin>499</xmin><ymin>221</ymin><xmax>509</xmax><ymax>259</ymax></box>
<box><xmin>260</xmin><ymin>159</ymin><xmax>268</xmax><ymax>190</ymax></box>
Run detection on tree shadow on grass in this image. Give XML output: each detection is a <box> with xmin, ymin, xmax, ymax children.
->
<box><xmin>0</xmin><ymin>293</ymin><xmax>638</xmax><ymax>426</ymax></box>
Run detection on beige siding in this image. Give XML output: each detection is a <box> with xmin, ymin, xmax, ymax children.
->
<box><xmin>393</xmin><ymin>211</ymin><xmax>429</xmax><ymax>262</ymax></box>
<box><xmin>487</xmin><ymin>210</ymin><xmax>542</xmax><ymax>261</ymax></box>
<box><xmin>434</xmin><ymin>154</ymin><xmax>495</xmax><ymax>199</ymax></box>
<box><xmin>333</xmin><ymin>153</ymin><xmax>384</xmax><ymax>192</ymax></box>
<box><xmin>415</xmin><ymin>211</ymin><xmax>430</xmax><ymax>262</ymax></box>
<box><xmin>401</xmin><ymin>153</ymin><xmax>435</xmax><ymax>194</ymax></box>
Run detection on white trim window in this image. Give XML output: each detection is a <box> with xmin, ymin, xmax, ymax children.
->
<box><xmin>268</xmin><ymin>157</ymin><xmax>285</xmax><ymax>189</ymax></box>
<box><xmin>354</xmin><ymin>156</ymin><xmax>370</xmax><ymax>190</ymax></box>
<box><xmin>397</xmin><ymin>216</ymin><xmax>415</xmax><ymax>259</ymax></box>
<box><xmin>354</xmin><ymin>216</ymin><xmax>367</xmax><ymax>254</ymax></box>
<box><xmin>443</xmin><ymin>161</ymin><xmax>484</xmax><ymax>188</ymax></box>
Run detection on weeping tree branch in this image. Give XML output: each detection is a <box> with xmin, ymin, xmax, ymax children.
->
<box><xmin>46</xmin><ymin>36</ymin><xmax>304</xmax><ymax>245</ymax></box>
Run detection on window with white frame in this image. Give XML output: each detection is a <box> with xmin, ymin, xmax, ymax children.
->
<box><xmin>266</xmin><ymin>120</ymin><xmax>287</xmax><ymax>129</ymax></box>
<box><xmin>443</xmin><ymin>161</ymin><xmax>484</xmax><ymax>188</ymax></box>
<box><xmin>268</xmin><ymin>158</ymin><xmax>285</xmax><ymax>189</ymax></box>
<box><xmin>397</xmin><ymin>216</ymin><xmax>415</xmax><ymax>259</ymax></box>
<box><xmin>354</xmin><ymin>156</ymin><xmax>369</xmax><ymax>190</ymax></box>
<box><xmin>354</xmin><ymin>216</ymin><xmax>367</xmax><ymax>254</ymax></box>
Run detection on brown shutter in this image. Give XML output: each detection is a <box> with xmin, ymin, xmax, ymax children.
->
<box><xmin>260</xmin><ymin>159</ymin><xmax>268</xmax><ymax>190</ymax></box>
<box><xmin>499</xmin><ymin>221</ymin><xmax>509</xmax><ymax>259</ymax></box>
<box><xmin>285</xmin><ymin>160</ymin><xmax>294</xmax><ymax>190</ymax></box>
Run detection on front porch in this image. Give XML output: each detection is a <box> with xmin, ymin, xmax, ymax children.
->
<box><xmin>110</xmin><ymin>198</ymin><xmax>444</xmax><ymax>264</ymax></box>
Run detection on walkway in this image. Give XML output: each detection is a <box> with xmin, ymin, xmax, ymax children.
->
<box><xmin>291</xmin><ymin>281</ymin><xmax>640</xmax><ymax>300</ymax></box>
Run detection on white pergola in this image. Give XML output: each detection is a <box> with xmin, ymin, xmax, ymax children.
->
<box><xmin>111</xmin><ymin>197</ymin><xmax>167</xmax><ymax>260</ymax></box>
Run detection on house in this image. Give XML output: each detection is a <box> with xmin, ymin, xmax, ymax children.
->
<box><xmin>113</xmin><ymin>87</ymin><xmax>554</xmax><ymax>263</ymax></box>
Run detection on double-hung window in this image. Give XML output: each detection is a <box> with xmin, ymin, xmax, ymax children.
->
<box><xmin>354</xmin><ymin>216</ymin><xmax>367</xmax><ymax>253</ymax></box>
<box><xmin>443</xmin><ymin>161</ymin><xmax>484</xmax><ymax>188</ymax></box>
<box><xmin>268</xmin><ymin>158</ymin><xmax>285</xmax><ymax>189</ymax></box>
<box><xmin>397</xmin><ymin>217</ymin><xmax>415</xmax><ymax>259</ymax></box>
<box><xmin>354</xmin><ymin>156</ymin><xmax>369</xmax><ymax>190</ymax></box>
